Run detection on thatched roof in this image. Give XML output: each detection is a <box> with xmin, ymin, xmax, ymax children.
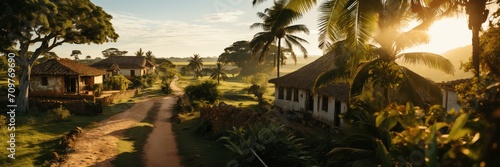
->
<box><xmin>91</xmin><ymin>56</ymin><xmax>156</xmax><ymax>69</ymax></box>
<box><xmin>269</xmin><ymin>53</ymin><xmax>349</xmax><ymax>101</ymax></box>
<box><xmin>32</xmin><ymin>58</ymin><xmax>106</xmax><ymax>76</ymax></box>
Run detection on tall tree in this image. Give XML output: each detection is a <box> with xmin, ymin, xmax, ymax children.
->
<box><xmin>315</xmin><ymin>0</ymin><xmax>455</xmax><ymax>107</ymax></box>
<box><xmin>250</xmin><ymin>0</ymin><xmax>309</xmax><ymax>78</ymax></box>
<box><xmin>102</xmin><ymin>48</ymin><xmax>127</xmax><ymax>57</ymax></box>
<box><xmin>464</xmin><ymin>0</ymin><xmax>489</xmax><ymax>79</ymax></box>
<box><xmin>0</xmin><ymin>0</ymin><xmax>118</xmax><ymax>113</ymax></box>
<box><xmin>70</xmin><ymin>50</ymin><xmax>82</xmax><ymax>60</ymax></box>
<box><xmin>217</xmin><ymin>40</ymin><xmax>275</xmax><ymax>76</ymax></box>
<box><xmin>35</xmin><ymin>51</ymin><xmax>59</xmax><ymax>65</ymax></box>
<box><xmin>145</xmin><ymin>50</ymin><xmax>155</xmax><ymax>63</ymax></box>
<box><xmin>187</xmin><ymin>54</ymin><xmax>204</xmax><ymax>79</ymax></box>
<box><xmin>209</xmin><ymin>63</ymin><xmax>228</xmax><ymax>84</ymax></box>
<box><xmin>135</xmin><ymin>48</ymin><xmax>144</xmax><ymax>56</ymax></box>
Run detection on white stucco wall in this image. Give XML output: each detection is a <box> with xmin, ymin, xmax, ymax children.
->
<box><xmin>94</xmin><ymin>75</ymin><xmax>103</xmax><ymax>84</ymax></box>
<box><xmin>443</xmin><ymin>90</ymin><xmax>461</xmax><ymax>112</ymax></box>
<box><xmin>120</xmin><ymin>68</ymin><xmax>146</xmax><ymax>77</ymax></box>
<box><xmin>274</xmin><ymin>85</ymin><xmax>348</xmax><ymax>127</ymax></box>
<box><xmin>274</xmin><ymin>86</ymin><xmax>304</xmax><ymax>111</ymax></box>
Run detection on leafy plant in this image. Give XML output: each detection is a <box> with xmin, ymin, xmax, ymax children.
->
<box><xmin>184</xmin><ymin>81</ymin><xmax>219</xmax><ymax>104</ymax></box>
<box><xmin>48</xmin><ymin>106</ymin><xmax>71</xmax><ymax>122</ymax></box>
<box><xmin>92</xmin><ymin>83</ymin><xmax>103</xmax><ymax>97</ymax></box>
<box><xmin>219</xmin><ymin>122</ymin><xmax>314</xmax><ymax>167</ymax></box>
<box><xmin>105</xmin><ymin>75</ymin><xmax>131</xmax><ymax>91</ymax></box>
<box><xmin>161</xmin><ymin>82</ymin><xmax>173</xmax><ymax>94</ymax></box>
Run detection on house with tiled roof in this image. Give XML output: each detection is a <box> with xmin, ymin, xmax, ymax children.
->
<box><xmin>30</xmin><ymin>58</ymin><xmax>106</xmax><ymax>96</ymax></box>
<box><xmin>90</xmin><ymin>56</ymin><xmax>156</xmax><ymax>79</ymax></box>
<box><xmin>269</xmin><ymin>53</ymin><xmax>349</xmax><ymax>127</ymax></box>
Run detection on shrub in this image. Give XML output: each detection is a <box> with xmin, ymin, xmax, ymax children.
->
<box><xmin>219</xmin><ymin>122</ymin><xmax>314</xmax><ymax>167</ymax></box>
<box><xmin>161</xmin><ymin>82</ymin><xmax>173</xmax><ymax>94</ymax></box>
<box><xmin>48</xmin><ymin>106</ymin><xmax>71</xmax><ymax>122</ymax></box>
<box><xmin>184</xmin><ymin>81</ymin><xmax>219</xmax><ymax>104</ymax></box>
<box><xmin>106</xmin><ymin>75</ymin><xmax>131</xmax><ymax>91</ymax></box>
<box><xmin>92</xmin><ymin>84</ymin><xmax>103</xmax><ymax>97</ymax></box>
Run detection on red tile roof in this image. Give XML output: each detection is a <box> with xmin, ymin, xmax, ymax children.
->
<box><xmin>32</xmin><ymin>58</ymin><xmax>106</xmax><ymax>76</ymax></box>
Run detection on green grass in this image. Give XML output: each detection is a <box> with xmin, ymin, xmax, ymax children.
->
<box><xmin>111</xmin><ymin>102</ymin><xmax>160</xmax><ymax>167</ymax></box>
<box><xmin>173</xmin><ymin>118</ymin><xmax>233</xmax><ymax>167</ymax></box>
<box><xmin>0</xmin><ymin>85</ymin><xmax>163</xmax><ymax>167</ymax></box>
<box><xmin>177</xmin><ymin>76</ymin><xmax>275</xmax><ymax>107</ymax></box>
<box><xmin>0</xmin><ymin>101</ymin><xmax>136</xmax><ymax>167</ymax></box>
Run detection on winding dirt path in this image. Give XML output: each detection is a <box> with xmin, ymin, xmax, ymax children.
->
<box><xmin>57</xmin><ymin>78</ymin><xmax>183</xmax><ymax>167</ymax></box>
<box><xmin>143</xmin><ymin>78</ymin><xmax>183</xmax><ymax>167</ymax></box>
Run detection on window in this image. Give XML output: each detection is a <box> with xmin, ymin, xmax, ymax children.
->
<box><xmin>286</xmin><ymin>88</ymin><xmax>292</xmax><ymax>100</ymax></box>
<box><xmin>278</xmin><ymin>87</ymin><xmax>284</xmax><ymax>99</ymax></box>
<box><xmin>130</xmin><ymin>70</ymin><xmax>135</xmax><ymax>77</ymax></box>
<box><xmin>322</xmin><ymin>96</ymin><xmax>329</xmax><ymax>111</ymax></box>
<box><xmin>41</xmin><ymin>77</ymin><xmax>48</xmax><ymax>86</ymax></box>
<box><xmin>293</xmin><ymin>89</ymin><xmax>299</xmax><ymax>102</ymax></box>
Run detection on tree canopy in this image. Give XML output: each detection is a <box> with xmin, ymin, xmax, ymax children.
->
<box><xmin>102</xmin><ymin>48</ymin><xmax>127</xmax><ymax>57</ymax></box>
<box><xmin>0</xmin><ymin>0</ymin><xmax>119</xmax><ymax>113</ymax></box>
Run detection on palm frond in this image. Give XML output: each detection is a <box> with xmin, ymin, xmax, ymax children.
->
<box><xmin>350</xmin><ymin>59</ymin><xmax>383</xmax><ymax>98</ymax></box>
<box><xmin>397</xmin><ymin>52</ymin><xmax>454</xmax><ymax>75</ymax></box>
<box><xmin>284</xmin><ymin>34</ymin><xmax>308</xmax><ymax>58</ymax></box>
<box><xmin>396</xmin><ymin>67</ymin><xmax>442</xmax><ymax>107</ymax></box>
<box><xmin>283</xmin><ymin>24</ymin><xmax>309</xmax><ymax>34</ymax></box>
<box><xmin>284</xmin><ymin>38</ymin><xmax>298</xmax><ymax>64</ymax></box>
<box><xmin>339</xmin><ymin>0</ymin><xmax>380</xmax><ymax>51</ymax></box>
<box><xmin>250</xmin><ymin>23</ymin><xmax>265</xmax><ymax>30</ymax></box>
<box><xmin>314</xmin><ymin>68</ymin><xmax>350</xmax><ymax>89</ymax></box>
<box><xmin>393</xmin><ymin>29</ymin><xmax>430</xmax><ymax>53</ymax></box>
<box><xmin>284</xmin><ymin>0</ymin><xmax>317</xmax><ymax>14</ymax></box>
<box><xmin>318</xmin><ymin>0</ymin><xmax>346</xmax><ymax>50</ymax></box>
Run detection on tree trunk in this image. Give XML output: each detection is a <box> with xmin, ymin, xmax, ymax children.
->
<box><xmin>472</xmin><ymin>26</ymin><xmax>480</xmax><ymax>79</ymax></box>
<box><xmin>16</xmin><ymin>59</ymin><xmax>31</xmax><ymax>114</ymax></box>
<box><xmin>277</xmin><ymin>38</ymin><xmax>282</xmax><ymax>78</ymax></box>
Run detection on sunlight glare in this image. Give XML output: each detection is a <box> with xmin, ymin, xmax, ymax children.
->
<box><xmin>406</xmin><ymin>16</ymin><xmax>472</xmax><ymax>54</ymax></box>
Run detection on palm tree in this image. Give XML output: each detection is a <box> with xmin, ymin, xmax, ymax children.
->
<box><xmin>315</xmin><ymin>0</ymin><xmax>455</xmax><ymax>107</ymax></box>
<box><xmin>145</xmin><ymin>50</ymin><xmax>155</xmax><ymax>63</ymax></box>
<box><xmin>135</xmin><ymin>48</ymin><xmax>144</xmax><ymax>56</ymax></box>
<box><xmin>187</xmin><ymin>54</ymin><xmax>204</xmax><ymax>79</ymax></box>
<box><xmin>209</xmin><ymin>63</ymin><xmax>228</xmax><ymax>84</ymax></box>
<box><xmin>250</xmin><ymin>0</ymin><xmax>309</xmax><ymax>78</ymax></box>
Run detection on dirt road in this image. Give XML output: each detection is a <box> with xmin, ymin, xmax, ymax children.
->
<box><xmin>59</xmin><ymin>79</ymin><xmax>183</xmax><ymax>167</ymax></box>
<box><xmin>143</xmin><ymin>79</ymin><xmax>183</xmax><ymax>167</ymax></box>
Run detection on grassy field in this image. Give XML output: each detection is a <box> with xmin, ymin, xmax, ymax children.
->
<box><xmin>0</xmin><ymin>87</ymin><xmax>162</xmax><ymax>167</ymax></box>
<box><xmin>176</xmin><ymin>76</ymin><xmax>275</xmax><ymax>107</ymax></box>
<box><xmin>173</xmin><ymin>114</ymin><xmax>232</xmax><ymax>167</ymax></box>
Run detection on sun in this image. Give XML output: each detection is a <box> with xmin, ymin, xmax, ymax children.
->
<box><xmin>406</xmin><ymin>16</ymin><xmax>472</xmax><ymax>54</ymax></box>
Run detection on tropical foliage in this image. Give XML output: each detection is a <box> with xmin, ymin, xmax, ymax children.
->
<box><xmin>217</xmin><ymin>40</ymin><xmax>275</xmax><ymax>76</ymax></box>
<box><xmin>187</xmin><ymin>54</ymin><xmax>204</xmax><ymax>79</ymax></box>
<box><xmin>208</xmin><ymin>63</ymin><xmax>228</xmax><ymax>84</ymax></box>
<box><xmin>242</xmin><ymin>73</ymin><xmax>269</xmax><ymax>105</ymax></box>
<box><xmin>314</xmin><ymin>0</ymin><xmax>455</xmax><ymax>107</ymax></box>
<box><xmin>105</xmin><ymin>75</ymin><xmax>131</xmax><ymax>91</ymax></box>
<box><xmin>219</xmin><ymin>122</ymin><xmax>314</xmax><ymax>167</ymax></box>
<box><xmin>184</xmin><ymin>81</ymin><xmax>219</xmax><ymax>104</ymax></box>
<box><xmin>102</xmin><ymin>48</ymin><xmax>127</xmax><ymax>57</ymax></box>
<box><xmin>250</xmin><ymin>0</ymin><xmax>309</xmax><ymax>78</ymax></box>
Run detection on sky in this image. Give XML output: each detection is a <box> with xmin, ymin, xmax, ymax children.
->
<box><xmin>50</xmin><ymin>0</ymin><xmax>479</xmax><ymax>59</ymax></box>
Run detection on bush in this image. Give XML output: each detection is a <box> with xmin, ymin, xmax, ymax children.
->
<box><xmin>105</xmin><ymin>75</ymin><xmax>131</xmax><ymax>91</ymax></box>
<box><xmin>219</xmin><ymin>122</ymin><xmax>314</xmax><ymax>167</ymax></box>
<box><xmin>48</xmin><ymin>106</ymin><xmax>71</xmax><ymax>122</ymax></box>
<box><xmin>161</xmin><ymin>82</ymin><xmax>173</xmax><ymax>94</ymax></box>
<box><xmin>92</xmin><ymin>84</ymin><xmax>103</xmax><ymax>97</ymax></box>
<box><xmin>184</xmin><ymin>81</ymin><xmax>219</xmax><ymax>104</ymax></box>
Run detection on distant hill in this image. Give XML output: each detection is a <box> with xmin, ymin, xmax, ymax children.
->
<box><xmin>403</xmin><ymin>45</ymin><xmax>473</xmax><ymax>82</ymax></box>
